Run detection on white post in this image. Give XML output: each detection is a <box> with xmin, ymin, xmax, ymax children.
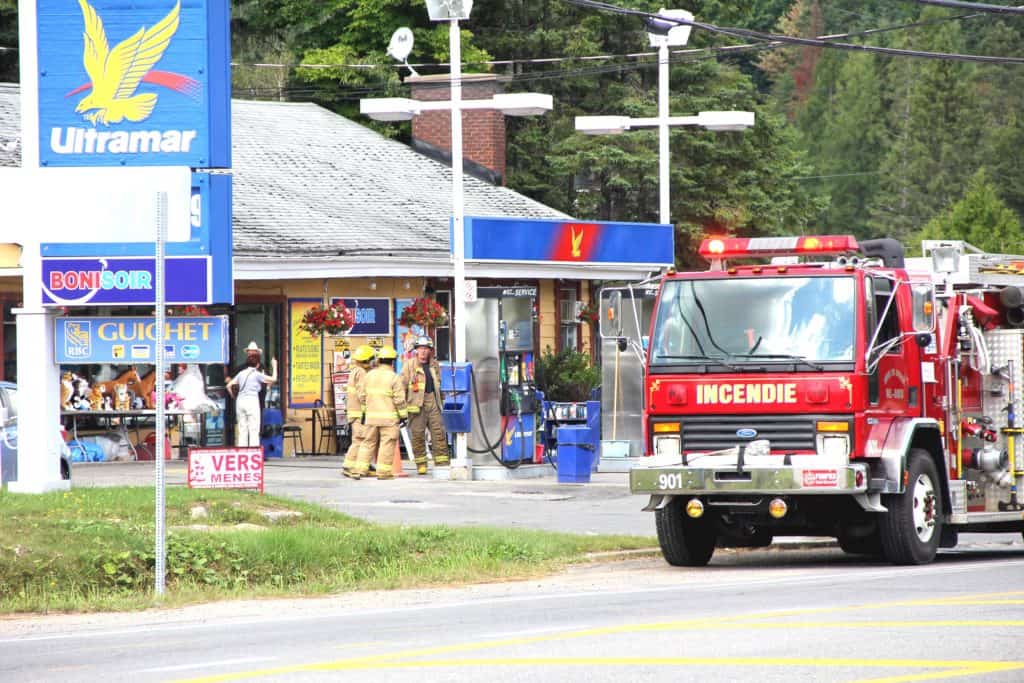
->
<box><xmin>154</xmin><ymin>191</ymin><xmax>167</xmax><ymax>595</ymax></box>
<box><xmin>450</xmin><ymin>18</ymin><xmax>468</xmax><ymax>468</ymax></box>
<box><xmin>658</xmin><ymin>43</ymin><xmax>670</xmax><ymax>226</ymax></box>
<box><xmin>10</xmin><ymin>0</ymin><xmax>68</xmax><ymax>494</ymax></box>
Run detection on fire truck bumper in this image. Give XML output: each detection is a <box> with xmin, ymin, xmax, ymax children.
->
<box><xmin>629</xmin><ymin>461</ymin><xmax>871</xmax><ymax>497</ymax></box>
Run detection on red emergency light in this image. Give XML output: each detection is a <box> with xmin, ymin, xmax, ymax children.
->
<box><xmin>699</xmin><ymin>235</ymin><xmax>860</xmax><ymax>260</ymax></box>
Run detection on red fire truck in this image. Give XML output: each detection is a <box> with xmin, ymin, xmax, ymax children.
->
<box><xmin>629</xmin><ymin>235</ymin><xmax>1024</xmax><ymax>565</ymax></box>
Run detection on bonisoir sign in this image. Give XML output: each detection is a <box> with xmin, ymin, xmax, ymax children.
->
<box><xmin>36</xmin><ymin>0</ymin><xmax>230</xmax><ymax>167</ymax></box>
<box><xmin>54</xmin><ymin>315</ymin><xmax>229</xmax><ymax>363</ymax></box>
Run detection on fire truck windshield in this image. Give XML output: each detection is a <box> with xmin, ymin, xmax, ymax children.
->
<box><xmin>650</xmin><ymin>276</ymin><xmax>856</xmax><ymax>368</ymax></box>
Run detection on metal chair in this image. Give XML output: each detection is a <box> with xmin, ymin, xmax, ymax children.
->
<box><xmin>281</xmin><ymin>423</ymin><xmax>304</xmax><ymax>457</ymax></box>
<box><xmin>312</xmin><ymin>401</ymin><xmax>346</xmax><ymax>455</ymax></box>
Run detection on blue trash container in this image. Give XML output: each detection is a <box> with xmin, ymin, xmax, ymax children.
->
<box><xmin>261</xmin><ymin>408</ymin><xmax>284</xmax><ymax>458</ymax></box>
<box><xmin>556</xmin><ymin>425</ymin><xmax>596</xmax><ymax>484</ymax></box>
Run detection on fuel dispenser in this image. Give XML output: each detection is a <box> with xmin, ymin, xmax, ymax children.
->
<box><xmin>462</xmin><ymin>286</ymin><xmax>540</xmax><ymax>467</ymax></box>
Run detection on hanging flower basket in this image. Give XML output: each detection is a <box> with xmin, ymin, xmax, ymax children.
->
<box><xmin>399</xmin><ymin>297</ymin><xmax>449</xmax><ymax>329</ymax></box>
<box><xmin>300</xmin><ymin>301</ymin><xmax>356</xmax><ymax>338</ymax></box>
<box><xmin>576</xmin><ymin>300</ymin><xmax>599</xmax><ymax>326</ymax></box>
<box><xmin>166</xmin><ymin>305</ymin><xmax>209</xmax><ymax>316</ymax></box>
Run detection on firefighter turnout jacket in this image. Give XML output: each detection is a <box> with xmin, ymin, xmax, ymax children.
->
<box><xmin>401</xmin><ymin>358</ymin><xmax>443</xmax><ymax>413</ymax></box>
<box><xmin>346</xmin><ymin>363</ymin><xmax>369</xmax><ymax>423</ymax></box>
<box><xmin>359</xmin><ymin>365</ymin><xmax>409</xmax><ymax>426</ymax></box>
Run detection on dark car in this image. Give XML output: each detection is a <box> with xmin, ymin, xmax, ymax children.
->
<box><xmin>0</xmin><ymin>382</ymin><xmax>72</xmax><ymax>484</ymax></box>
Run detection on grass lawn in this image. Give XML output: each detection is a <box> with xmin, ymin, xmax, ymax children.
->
<box><xmin>0</xmin><ymin>486</ymin><xmax>654</xmax><ymax>614</ymax></box>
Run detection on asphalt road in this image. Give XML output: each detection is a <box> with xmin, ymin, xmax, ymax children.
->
<box><xmin>3</xmin><ymin>545</ymin><xmax>1023</xmax><ymax>682</ymax></box>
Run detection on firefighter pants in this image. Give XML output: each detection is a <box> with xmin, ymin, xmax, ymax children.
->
<box><xmin>342</xmin><ymin>420</ymin><xmax>365</xmax><ymax>471</ymax></box>
<box><xmin>355</xmin><ymin>424</ymin><xmax>398</xmax><ymax>477</ymax></box>
<box><xmin>410</xmin><ymin>393</ymin><xmax>449</xmax><ymax>466</ymax></box>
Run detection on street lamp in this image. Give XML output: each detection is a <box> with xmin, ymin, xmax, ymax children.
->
<box><xmin>361</xmin><ymin>0</ymin><xmax>552</xmax><ymax>473</ymax></box>
<box><xmin>575</xmin><ymin>9</ymin><xmax>754</xmax><ymax>225</ymax></box>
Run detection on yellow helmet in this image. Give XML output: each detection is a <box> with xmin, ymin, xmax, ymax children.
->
<box><xmin>377</xmin><ymin>346</ymin><xmax>398</xmax><ymax>360</ymax></box>
<box><xmin>352</xmin><ymin>345</ymin><xmax>376</xmax><ymax>362</ymax></box>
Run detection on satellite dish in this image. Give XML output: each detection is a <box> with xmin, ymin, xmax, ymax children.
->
<box><xmin>386</xmin><ymin>27</ymin><xmax>418</xmax><ymax>78</ymax></box>
<box><xmin>387</xmin><ymin>27</ymin><xmax>415</xmax><ymax>62</ymax></box>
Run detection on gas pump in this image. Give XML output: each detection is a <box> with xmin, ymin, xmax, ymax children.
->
<box><xmin>499</xmin><ymin>307</ymin><xmax>539</xmax><ymax>464</ymax></box>
<box><xmin>462</xmin><ymin>286</ymin><xmax>540</xmax><ymax>467</ymax></box>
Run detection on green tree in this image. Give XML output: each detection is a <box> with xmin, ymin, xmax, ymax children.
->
<box><xmin>868</xmin><ymin>10</ymin><xmax>983</xmax><ymax>241</ymax></box>
<box><xmin>912</xmin><ymin>169</ymin><xmax>1023</xmax><ymax>254</ymax></box>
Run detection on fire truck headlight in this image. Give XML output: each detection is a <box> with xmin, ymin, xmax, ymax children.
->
<box><xmin>816</xmin><ymin>434</ymin><xmax>850</xmax><ymax>460</ymax></box>
<box><xmin>654</xmin><ymin>435</ymin><xmax>681</xmax><ymax>457</ymax></box>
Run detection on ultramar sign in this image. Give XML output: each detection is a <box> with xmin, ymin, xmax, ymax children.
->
<box><xmin>188</xmin><ymin>447</ymin><xmax>264</xmax><ymax>493</ymax></box>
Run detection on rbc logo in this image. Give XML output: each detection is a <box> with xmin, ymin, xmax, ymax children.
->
<box><xmin>64</xmin><ymin>321</ymin><xmax>92</xmax><ymax>358</ymax></box>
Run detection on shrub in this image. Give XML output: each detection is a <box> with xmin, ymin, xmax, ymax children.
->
<box><xmin>535</xmin><ymin>347</ymin><xmax>600</xmax><ymax>402</ymax></box>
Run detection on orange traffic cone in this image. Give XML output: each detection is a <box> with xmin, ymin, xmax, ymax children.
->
<box><xmin>393</xmin><ymin>442</ymin><xmax>408</xmax><ymax>477</ymax></box>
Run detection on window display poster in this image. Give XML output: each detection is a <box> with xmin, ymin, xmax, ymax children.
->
<box><xmin>331</xmin><ymin>297</ymin><xmax>391</xmax><ymax>336</ymax></box>
<box><xmin>394</xmin><ymin>297</ymin><xmax>425</xmax><ymax>375</ymax></box>
<box><xmin>288</xmin><ymin>299</ymin><xmax>322</xmax><ymax>408</ymax></box>
<box><xmin>332</xmin><ymin>372</ymin><xmax>349</xmax><ymax>425</ymax></box>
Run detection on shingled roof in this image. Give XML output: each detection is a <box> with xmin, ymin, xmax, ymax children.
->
<box><xmin>0</xmin><ymin>85</ymin><xmax>567</xmax><ymax>266</ymax></box>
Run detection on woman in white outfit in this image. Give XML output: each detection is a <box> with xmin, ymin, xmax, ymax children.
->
<box><xmin>227</xmin><ymin>347</ymin><xmax>278</xmax><ymax>447</ymax></box>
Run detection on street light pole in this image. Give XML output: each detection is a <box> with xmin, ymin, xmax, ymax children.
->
<box><xmin>658</xmin><ymin>41</ymin><xmax>670</xmax><ymax>225</ymax></box>
<box><xmin>449</xmin><ymin>17</ymin><xmax>469</xmax><ymax>466</ymax></box>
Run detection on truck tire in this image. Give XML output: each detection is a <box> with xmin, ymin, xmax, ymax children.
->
<box><xmin>655</xmin><ymin>498</ymin><xmax>716</xmax><ymax>566</ymax></box>
<box><xmin>837</xmin><ymin>530</ymin><xmax>882</xmax><ymax>556</ymax></box>
<box><xmin>879</xmin><ymin>449</ymin><xmax>942</xmax><ymax>565</ymax></box>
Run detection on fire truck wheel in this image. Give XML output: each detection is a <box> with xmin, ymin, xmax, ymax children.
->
<box><xmin>837</xmin><ymin>529</ymin><xmax>882</xmax><ymax>556</ymax></box>
<box><xmin>655</xmin><ymin>498</ymin><xmax>716</xmax><ymax>567</ymax></box>
<box><xmin>879</xmin><ymin>449</ymin><xmax>942</xmax><ymax>565</ymax></box>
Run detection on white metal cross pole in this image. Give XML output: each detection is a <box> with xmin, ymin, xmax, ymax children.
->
<box><xmin>658</xmin><ymin>42</ymin><xmax>671</xmax><ymax>226</ymax></box>
<box><xmin>10</xmin><ymin>0</ymin><xmax>67</xmax><ymax>494</ymax></box>
<box><xmin>154</xmin><ymin>191</ymin><xmax>167</xmax><ymax>596</ymax></box>
<box><xmin>450</xmin><ymin>17</ymin><xmax>468</xmax><ymax>467</ymax></box>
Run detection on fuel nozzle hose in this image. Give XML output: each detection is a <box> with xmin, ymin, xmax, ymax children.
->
<box><xmin>465</xmin><ymin>365</ymin><xmax>522</xmax><ymax>469</ymax></box>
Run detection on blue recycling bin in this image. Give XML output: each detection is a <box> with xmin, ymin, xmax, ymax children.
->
<box><xmin>439</xmin><ymin>362</ymin><xmax>473</xmax><ymax>433</ymax></box>
<box><xmin>556</xmin><ymin>425</ymin><xmax>597</xmax><ymax>484</ymax></box>
<box><xmin>261</xmin><ymin>408</ymin><xmax>284</xmax><ymax>458</ymax></box>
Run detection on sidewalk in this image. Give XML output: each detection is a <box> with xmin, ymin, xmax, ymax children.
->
<box><xmin>68</xmin><ymin>456</ymin><xmax>841</xmax><ymax>548</ymax></box>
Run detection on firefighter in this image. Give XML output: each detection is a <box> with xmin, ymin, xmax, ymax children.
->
<box><xmin>342</xmin><ymin>344</ymin><xmax>376</xmax><ymax>478</ymax></box>
<box><xmin>352</xmin><ymin>346</ymin><xmax>408</xmax><ymax>480</ymax></box>
<box><xmin>401</xmin><ymin>336</ymin><xmax>450</xmax><ymax>474</ymax></box>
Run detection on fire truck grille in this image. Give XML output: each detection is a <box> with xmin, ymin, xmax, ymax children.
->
<box><xmin>679</xmin><ymin>415</ymin><xmax>817</xmax><ymax>452</ymax></box>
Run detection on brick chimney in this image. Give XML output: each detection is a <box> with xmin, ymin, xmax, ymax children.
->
<box><xmin>408</xmin><ymin>73</ymin><xmax>506</xmax><ymax>186</ymax></box>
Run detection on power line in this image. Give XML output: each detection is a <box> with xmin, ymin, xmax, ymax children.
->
<box><xmin>563</xmin><ymin>0</ymin><xmax>1024</xmax><ymax>64</ymax></box>
<box><xmin>913</xmin><ymin>0</ymin><xmax>1024</xmax><ymax>15</ymax></box>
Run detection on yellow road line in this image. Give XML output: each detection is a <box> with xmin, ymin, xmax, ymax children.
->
<box><xmin>176</xmin><ymin>589</ymin><xmax>1024</xmax><ymax>683</ymax></box>
<box><xmin>178</xmin><ymin>656</ymin><xmax>1024</xmax><ymax>681</ymax></box>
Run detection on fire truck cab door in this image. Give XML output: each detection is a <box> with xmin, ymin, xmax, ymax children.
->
<box><xmin>865</xmin><ymin>277</ymin><xmax>920</xmax><ymax>415</ymax></box>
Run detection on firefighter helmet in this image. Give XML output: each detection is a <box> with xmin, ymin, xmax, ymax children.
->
<box><xmin>414</xmin><ymin>336</ymin><xmax>434</xmax><ymax>349</ymax></box>
<box><xmin>352</xmin><ymin>345</ymin><xmax>376</xmax><ymax>362</ymax></box>
<box><xmin>377</xmin><ymin>346</ymin><xmax>398</xmax><ymax>360</ymax></box>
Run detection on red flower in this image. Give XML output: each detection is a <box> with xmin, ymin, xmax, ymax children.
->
<box><xmin>399</xmin><ymin>297</ymin><xmax>448</xmax><ymax>328</ymax></box>
<box><xmin>300</xmin><ymin>301</ymin><xmax>355</xmax><ymax>338</ymax></box>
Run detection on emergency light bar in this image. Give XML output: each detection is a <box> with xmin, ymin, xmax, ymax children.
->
<box><xmin>699</xmin><ymin>235</ymin><xmax>859</xmax><ymax>260</ymax></box>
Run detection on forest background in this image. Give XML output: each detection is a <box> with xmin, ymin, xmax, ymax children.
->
<box><xmin>2</xmin><ymin>0</ymin><xmax>1023</xmax><ymax>264</ymax></box>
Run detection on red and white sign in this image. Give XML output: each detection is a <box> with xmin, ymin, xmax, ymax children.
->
<box><xmin>188</xmin><ymin>447</ymin><xmax>264</xmax><ymax>493</ymax></box>
<box><xmin>802</xmin><ymin>469</ymin><xmax>839</xmax><ymax>488</ymax></box>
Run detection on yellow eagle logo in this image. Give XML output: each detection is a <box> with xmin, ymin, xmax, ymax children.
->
<box><xmin>75</xmin><ymin>0</ymin><xmax>181</xmax><ymax>126</ymax></box>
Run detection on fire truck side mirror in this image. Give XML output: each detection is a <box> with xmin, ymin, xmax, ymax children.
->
<box><xmin>911</xmin><ymin>285</ymin><xmax>936</xmax><ymax>332</ymax></box>
<box><xmin>915</xmin><ymin>333</ymin><xmax>933</xmax><ymax>349</ymax></box>
<box><xmin>601</xmin><ymin>290</ymin><xmax>624</xmax><ymax>338</ymax></box>
<box><xmin>617</xmin><ymin>337</ymin><xmax>628</xmax><ymax>352</ymax></box>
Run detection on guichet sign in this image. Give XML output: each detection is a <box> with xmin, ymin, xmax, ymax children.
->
<box><xmin>36</xmin><ymin>0</ymin><xmax>230</xmax><ymax>167</ymax></box>
<box><xmin>188</xmin><ymin>447</ymin><xmax>264</xmax><ymax>493</ymax></box>
<box><xmin>54</xmin><ymin>315</ymin><xmax>229</xmax><ymax>364</ymax></box>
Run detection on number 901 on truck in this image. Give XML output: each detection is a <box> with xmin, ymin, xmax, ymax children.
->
<box><xmin>628</xmin><ymin>235</ymin><xmax>1024</xmax><ymax>566</ymax></box>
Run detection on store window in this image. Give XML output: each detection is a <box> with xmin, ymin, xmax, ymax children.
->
<box><xmin>559</xmin><ymin>285</ymin><xmax>580</xmax><ymax>352</ymax></box>
<box><xmin>434</xmin><ymin>290</ymin><xmax>451</xmax><ymax>361</ymax></box>
<box><xmin>1</xmin><ymin>299</ymin><xmax>16</xmax><ymax>382</ymax></box>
